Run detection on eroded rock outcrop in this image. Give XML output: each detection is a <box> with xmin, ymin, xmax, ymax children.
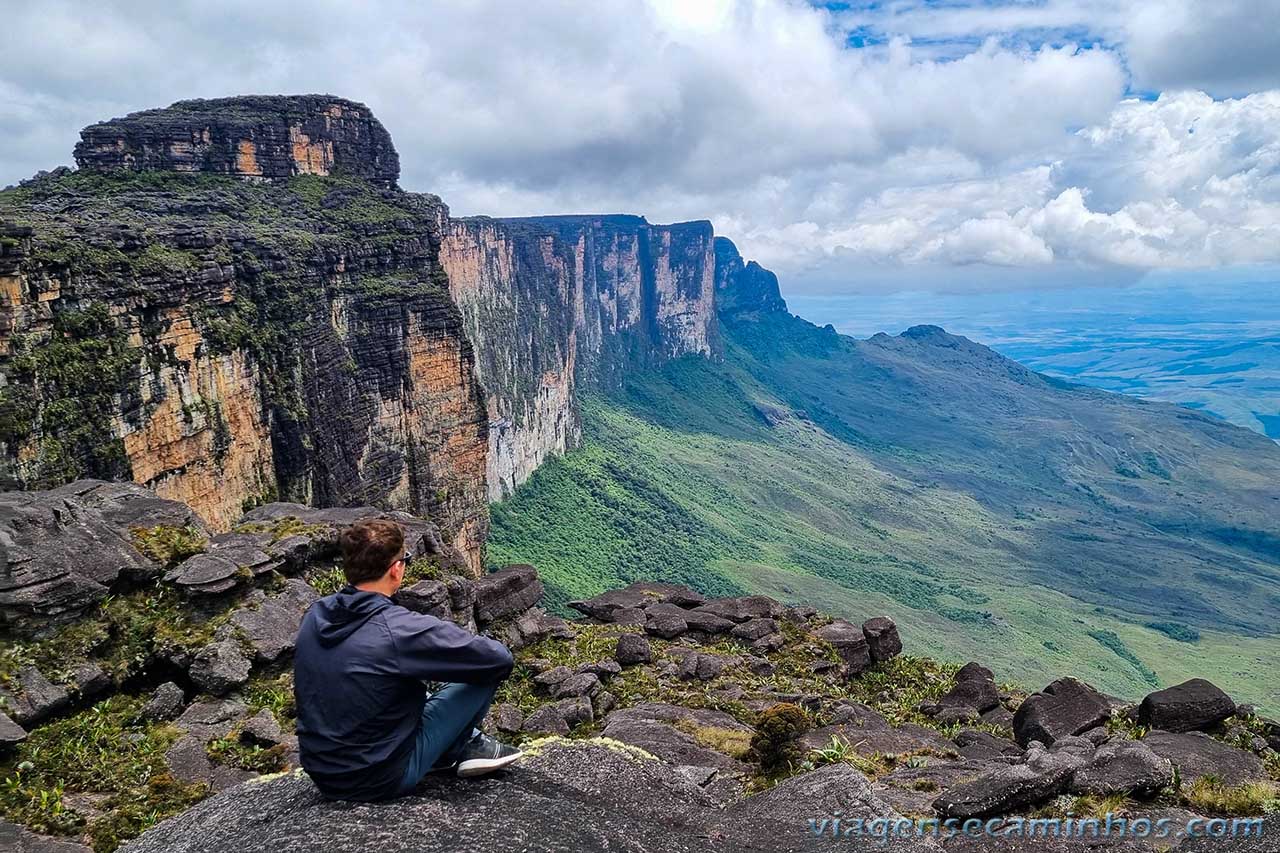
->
<box><xmin>1</xmin><ymin>98</ymin><xmax>487</xmax><ymax>571</ymax></box>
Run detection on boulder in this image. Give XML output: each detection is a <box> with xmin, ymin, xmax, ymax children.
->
<box><xmin>1011</xmin><ymin>677</ymin><xmax>1110</xmax><ymax>747</ymax></box>
<box><xmin>647</xmin><ymin>603</ymin><xmax>733</xmax><ymax>635</ymax></box>
<box><xmin>644</xmin><ymin>612</ymin><xmax>688</xmax><ymax>639</ymax></box>
<box><xmin>1142</xmin><ymin>730</ymin><xmax>1267</xmax><ymax>785</ymax></box>
<box><xmin>222</xmin><ymin>579</ymin><xmax>318</xmax><ymax>664</ymax></box>
<box><xmin>0</xmin><ymin>480</ymin><xmax>206</xmax><ymax>634</ymax></box>
<box><xmin>0</xmin><ymin>666</ymin><xmax>70</xmax><ymax>726</ymax></box>
<box><xmin>568</xmin><ymin>582</ymin><xmax>705</xmax><ymax>621</ymax></box>
<box><xmin>1137</xmin><ymin>679</ymin><xmax>1236</xmax><ymax>733</ymax></box>
<box><xmin>0</xmin><ymin>710</ymin><xmax>27</xmax><ymax>749</ymax></box>
<box><xmin>67</xmin><ymin>662</ymin><xmax>112</xmax><ymax>699</ymax></box>
<box><xmin>395</xmin><ymin>580</ymin><xmax>452</xmax><ymax>620</ymax></box>
<box><xmin>934</xmin><ymin>662</ymin><xmax>1001</xmax><ymax>715</ymax></box>
<box><xmin>677</xmin><ymin>652</ymin><xmax>729</xmax><ymax>681</ymax></box>
<box><xmin>173</xmin><ymin>698</ymin><xmax>247</xmax><ymax>742</ymax></box>
<box><xmin>520</xmin><ymin>697</ymin><xmax>593</xmax><ymax>735</ymax></box>
<box><xmin>729</xmin><ymin>618</ymin><xmax>780</xmax><ymax>643</ymax></box>
<box><xmin>690</xmin><ymin>595</ymin><xmax>785</xmax><ymax>624</ymax></box>
<box><xmin>861</xmin><ymin>616</ymin><xmax>902</xmax><ymax>662</ymax></box>
<box><xmin>576</xmin><ymin>660</ymin><xmax>622</xmax><ymax>678</ymax></box>
<box><xmin>532</xmin><ymin>666</ymin><xmax>573</xmax><ymax>688</ymax></box>
<box><xmin>615</xmin><ymin>634</ymin><xmax>651</xmax><ymax>665</ymax></box>
<box><xmin>473</xmin><ymin>564</ymin><xmax>543</xmax><ymax>624</ymax></box>
<box><xmin>239</xmin><ymin>709</ymin><xmax>286</xmax><ymax>746</ymax></box>
<box><xmin>551</xmin><ymin>673</ymin><xmax>601</xmax><ymax>700</ymax></box>
<box><xmin>164</xmin><ymin>734</ymin><xmax>256</xmax><ymax>791</ymax></box>
<box><xmin>141</xmin><ymin>682</ymin><xmax>187</xmax><ymax>722</ymax></box>
<box><xmin>811</xmin><ymin>619</ymin><xmax>871</xmax><ymax>676</ymax></box>
<box><xmin>953</xmin><ymin>729</ymin><xmax>1021</xmax><ymax>762</ymax></box>
<box><xmin>492</xmin><ymin>607</ymin><xmax>574</xmax><ymax>651</ymax></box>
<box><xmin>487</xmin><ymin>704</ymin><xmax>524</xmax><ymax>734</ymax></box>
<box><xmin>931</xmin><ymin>741</ymin><xmax>1080</xmax><ymax>818</ymax></box>
<box><xmin>189</xmin><ymin>640</ymin><xmax>252</xmax><ymax>696</ymax></box>
<box><xmin>1070</xmin><ymin>739</ymin><xmax>1173</xmax><ymax>795</ymax></box>
<box><xmin>164</xmin><ymin>553</ymin><xmax>246</xmax><ymax>596</ymax></box>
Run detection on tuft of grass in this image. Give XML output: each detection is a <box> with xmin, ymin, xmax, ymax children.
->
<box><xmin>232</xmin><ymin>517</ymin><xmax>327</xmax><ymax>544</ymax></box>
<box><xmin>1180</xmin><ymin>776</ymin><xmax>1278</xmax><ymax>816</ymax></box>
<box><xmin>205</xmin><ymin>733</ymin><xmax>287</xmax><ymax>775</ymax></box>
<box><xmin>129</xmin><ymin>525</ymin><xmax>207</xmax><ymax>566</ymax></box>
<box><xmin>1068</xmin><ymin>792</ymin><xmax>1132</xmax><ymax>820</ymax></box>
<box><xmin>672</xmin><ymin>720</ymin><xmax>753</xmax><ymax>759</ymax></box>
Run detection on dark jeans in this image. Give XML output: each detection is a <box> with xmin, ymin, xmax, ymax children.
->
<box><xmin>397</xmin><ymin>681</ymin><xmax>499</xmax><ymax>794</ymax></box>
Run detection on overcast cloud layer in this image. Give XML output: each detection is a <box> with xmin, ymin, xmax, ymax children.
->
<box><xmin>1</xmin><ymin>0</ymin><xmax>1278</xmax><ymax>294</ymax></box>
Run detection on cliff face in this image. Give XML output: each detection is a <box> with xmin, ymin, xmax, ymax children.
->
<box><xmin>440</xmin><ymin>215</ymin><xmax>720</xmax><ymax>500</ymax></box>
<box><xmin>0</xmin><ymin>97</ymin><xmax>487</xmax><ymax>571</ymax></box>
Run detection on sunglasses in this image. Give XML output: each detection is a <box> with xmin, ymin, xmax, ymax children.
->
<box><xmin>398</xmin><ymin>548</ymin><xmax>415</xmax><ymax>567</ymax></box>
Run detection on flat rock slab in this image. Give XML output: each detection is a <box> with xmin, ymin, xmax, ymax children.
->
<box><xmin>0</xmin><ymin>818</ymin><xmax>93</xmax><ymax>852</ymax></box>
<box><xmin>125</xmin><ymin>741</ymin><xmax>720</xmax><ymax>853</ymax></box>
<box><xmin>1141</xmin><ymin>730</ymin><xmax>1267</xmax><ymax>786</ymax></box>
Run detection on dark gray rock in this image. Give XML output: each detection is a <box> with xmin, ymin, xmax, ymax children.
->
<box><xmin>141</xmin><ymin>682</ymin><xmax>187</xmax><ymax>722</ymax></box>
<box><xmin>861</xmin><ymin>616</ymin><xmax>902</xmax><ymax>662</ymax></box>
<box><xmin>609</xmin><ymin>607</ymin><xmax>646</xmax><ymax>625</ymax></box>
<box><xmin>1012</xmin><ymin>677</ymin><xmax>1110</xmax><ymax>747</ymax></box>
<box><xmin>0</xmin><ymin>709</ymin><xmax>27</xmax><ymax>749</ymax></box>
<box><xmin>720</xmin><ymin>763</ymin><xmax>940</xmax><ymax>852</ymax></box>
<box><xmin>690</xmin><ymin>595</ymin><xmax>785</xmax><ymax>624</ymax></box>
<box><xmin>568</xmin><ymin>582</ymin><xmax>705</xmax><ymax>621</ymax></box>
<box><xmin>1070</xmin><ymin>739</ymin><xmax>1173</xmax><ymax>795</ymax></box>
<box><xmin>1137</xmin><ymin>679</ymin><xmax>1236</xmax><ymax>733</ymax></box>
<box><xmin>164</xmin><ymin>734</ymin><xmax>256</xmax><ymax>791</ymax></box>
<box><xmin>0</xmin><ymin>481</ymin><xmax>205</xmax><ymax>633</ymax></box>
<box><xmin>576</xmin><ymin>660</ymin><xmax>622</xmax><ymax>678</ymax></box>
<box><xmin>0</xmin><ymin>818</ymin><xmax>93</xmax><ymax>852</ymax></box>
<box><xmin>812</xmin><ymin>619</ymin><xmax>871</xmax><ymax>676</ymax></box>
<box><xmin>931</xmin><ymin>742</ymin><xmax>1078</xmax><ymax>818</ymax></box>
<box><xmin>240</xmin><ymin>709</ymin><xmax>286</xmax><ymax>746</ymax></box>
<box><xmin>67</xmin><ymin>662</ymin><xmax>111</xmax><ymax>699</ymax></box>
<box><xmin>125</xmin><ymin>740</ymin><xmax>722</xmax><ymax>853</ymax></box>
<box><xmin>395</xmin><ymin>580</ymin><xmax>452</xmax><ymax>620</ymax></box>
<box><xmin>615</xmin><ymin>633</ymin><xmax>651</xmax><ymax>665</ymax></box>
<box><xmin>0</xmin><ymin>666</ymin><xmax>70</xmax><ymax>725</ymax></box>
<box><xmin>222</xmin><ymin>579</ymin><xmax>318</xmax><ymax>664</ymax></box>
<box><xmin>164</xmin><ymin>553</ymin><xmax>245</xmax><ymax>596</ymax></box>
<box><xmin>644</xmin><ymin>612</ymin><xmax>688</xmax><ymax>639</ymax></box>
<box><xmin>1142</xmin><ymin>729</ymin><xmax>1267</xmax><ymax>785</ymax></box>
<box><xmin>934</xmin><ymin>662</ymin><xmax>1001</xmax><ymax>715</ymax></box>
<box><xmin>189</xmin><ymin>640</ymin><xmax>252</xmax><ymax>696</ymax></box>
<box><xmin>953</xmin><ymin>729</ymin><xmax>1021</xmax><ymax>762</ymax></box>
<box><xmin>521</xmin><ymin>697</ymin><xmax>593</xmax><ymax>735</ymax></box>
<box><xmin>532</xmin><ymin>666</ymin><xmax>573</xmax><ymax>688</ymax></box>
<box><xmin>647</xmin><ymin>602</ymin><xmax>733</xmax><ymax>634</ymax></box>
<box><xmin>492</xmin><ymin>607</ymin><xmax>574</xmax><ymax>651</ymax></box>
<box><xmin>677</xmin><ymin>652</ymin><xmax>729</xmax><ymax>681</ymax></box>
<box><xmin>487</xmin><ymin>704</ymin><xmax>524</xmax><ymax>734</ymax></box>
<box><xmin>730</xmin><ymin>617</ymin><xmax>780</xmax><ymax>642</ymax></box>
<box><xmin>551</xmin><ymin>673</ymin><xmax>601</xmax><ymax>699</ymax></box>
<box><xmin>601</xmin><ymin>706</ymin><xmax>749</xmax><ymax>773</ymax></box>
<box><xmin>473</xmin><ymin>564</ymin><xmax>543</xmax><ymax>624</ymax></box>
<box><xmin>174</xmin><ymin>698</ymin><xmax>247</xmax><ymax>742</ymax></box>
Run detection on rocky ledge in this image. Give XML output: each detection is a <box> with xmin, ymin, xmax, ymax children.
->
<box><xmin>0</xmin><ymin>483</ymin><xmax>1276</xmax><ymax>852</ymax></box>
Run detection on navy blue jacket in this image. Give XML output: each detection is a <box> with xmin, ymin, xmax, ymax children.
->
<box><xmin>293</xmin><ymin>586</ymin><xmax>514</xmax><ymax>801</ymax></box>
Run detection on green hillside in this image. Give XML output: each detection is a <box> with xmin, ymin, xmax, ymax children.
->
<box><xmin>489</xmin><ymin>309</ymin><xmax>1280</xmax><ymax>712</ymax></box>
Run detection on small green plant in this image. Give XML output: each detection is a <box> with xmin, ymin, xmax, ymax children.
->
<box><xmin>206</xmin><ymin>732</ymin><xmax>288</xmax><ymax>774</ymax></box>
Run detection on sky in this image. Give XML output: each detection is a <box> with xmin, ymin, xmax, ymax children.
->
<box><xmin>2</xmin><ymin>0</ymin><xmax>1279</xmax><ymax>296</ymax></box>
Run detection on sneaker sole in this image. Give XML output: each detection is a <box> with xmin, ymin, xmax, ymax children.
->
<box><xmin>456</xmin><ymin>749</ymin><xmax>523</xmax><ymax>778</ymax></box>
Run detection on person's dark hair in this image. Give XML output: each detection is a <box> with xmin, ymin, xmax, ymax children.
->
<box><xmin>339</xmin><ymin>519</ymin><xmax>405</xmax><ymax>585</ymax></box>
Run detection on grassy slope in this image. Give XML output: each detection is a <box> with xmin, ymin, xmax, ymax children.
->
<box><xmin>490</xmin><ymin>316</ymin><xmax>1280</xmax><ymax>713</ymax></box>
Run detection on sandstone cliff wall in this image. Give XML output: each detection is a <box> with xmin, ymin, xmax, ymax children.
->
<box><xmin>0</xmin><ymin>98</ymin><xmax>487</xmax><ymax>571</ymax></box>
<box><xmin>440</xmin><ymin>215</ymin><xmax>720</xmax><ymax>500</ymax></box>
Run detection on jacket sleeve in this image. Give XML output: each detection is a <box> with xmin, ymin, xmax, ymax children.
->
<box><xmin>384</xmin><ymin>607</ymin><xmax>514</xmax><ymax>684</ymax></box>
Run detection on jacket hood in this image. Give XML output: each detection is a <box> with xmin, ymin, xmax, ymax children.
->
<box><xmin>310</xmin><ymin>587</ymin><xmax>394</xmax><ymax>648</ymax></box>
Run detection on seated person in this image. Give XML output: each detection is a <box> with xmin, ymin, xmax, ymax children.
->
<box><xmin>294</xmin><ymin>518</ymin><xmax>521</xmax><ymax>801</ymax></box>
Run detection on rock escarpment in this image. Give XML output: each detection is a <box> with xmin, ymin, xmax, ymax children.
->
<box><xmin>74</xmin><ymin>95</ymin><xmax>400</xmax><ymax>187</ymax></box>
<box><xmin>441</xmin><ymin>215</ymin><xmax>720</xmax><ymax>499</ymax></box>
<box><xmin>0</xmin><ymin>484</ymin><xmax>1275</xmax><ymax>852</ymax></box>
<box><xmin>0</xmin><ymin>96</ymin><xmax>487</xmax><ymax>569</ymax></box>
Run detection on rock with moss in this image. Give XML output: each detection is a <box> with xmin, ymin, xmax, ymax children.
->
<box><xmin>0</xmin><ymin>667</ymin><xmax>70</xmax><ymax>726</ymax></box>
<box><xmin>0</xmin><ymin>481</ymin><xmax>205</xmax><ymax>633</ymax></box>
